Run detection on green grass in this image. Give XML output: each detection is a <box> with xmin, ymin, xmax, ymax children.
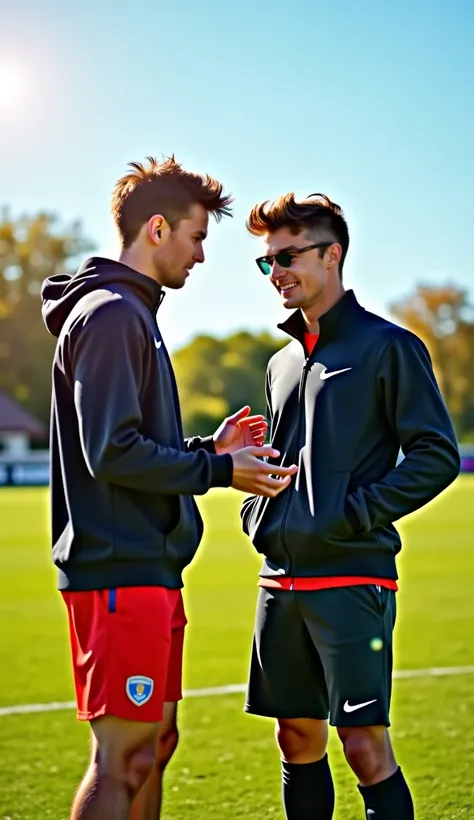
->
<box><xmin>0</xmin><ymin>479</ymin><xmax>473</xmax><ymax>819</ymax></box>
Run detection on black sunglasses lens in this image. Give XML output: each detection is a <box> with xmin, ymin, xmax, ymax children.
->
<box><xmin>257</xmin><ymin>249</ymin><xmax>294</xmax><ymax>274</ymax></box>
<box><xmin>275</xmin><ymin>251</ymin><xmax>292</xmax><ymax>268</ymax></box>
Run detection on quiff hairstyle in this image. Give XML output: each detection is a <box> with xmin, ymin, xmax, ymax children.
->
<box><xmin>111</xmin><ymin>155</ymin><xmax>234</xmax><ymax>248</ymax></box>
<box><xmin>247</xmin><ymin>193</ymin><xmax>350</xmax><ymax>274</ymax></box>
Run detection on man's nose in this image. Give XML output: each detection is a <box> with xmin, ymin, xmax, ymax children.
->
<box><xmin>270</xmin><ymin>261</ymin><xmax>284</xmax><ymax>282</ymax></box>
<box><xmin>194</xmin><ymin>246</ymin><xmax>205</xmax><ymax>264</ymax></box>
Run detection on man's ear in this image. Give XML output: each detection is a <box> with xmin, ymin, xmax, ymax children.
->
<box><xmin>148</xmin><ymin>215</ymin><xmax>171</xmax><ymax>246</ymax></box>
<box><xmin>326</xmin><ymin>242</ymin><xmax>342</xmax><ymax>268</ymax></box>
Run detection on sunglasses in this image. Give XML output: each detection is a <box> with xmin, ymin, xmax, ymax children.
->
<box><xmin>255</xmin><ymin>242</ymin><xmax>334</xmax><ymax>276</ymax></box>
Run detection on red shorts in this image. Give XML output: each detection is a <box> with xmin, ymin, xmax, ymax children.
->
<box><xmin>61</xmin><ymin>586</ymin><xmax>187</xmax><ymax>722</ymax></box>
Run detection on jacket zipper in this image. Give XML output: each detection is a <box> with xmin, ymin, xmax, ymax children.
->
<box><xmin>278</xmin><ymin>351</ymin><xmax>314</xmax><ymax>576</ymax></box>
<box><xmin>154</xmin><ymin>319</ymin><xmax>186</xmax><ymax>445</ymax></box>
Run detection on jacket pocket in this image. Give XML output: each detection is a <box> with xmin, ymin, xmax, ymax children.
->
<box><xmin>292</xmin><ymin>470</ymin><xmax>352</xmax><ymax>540</ymax></box>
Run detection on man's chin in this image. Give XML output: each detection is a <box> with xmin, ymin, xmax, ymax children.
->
<box><xmin>167</xmin><ymin>281</ymin><xmax>187</xmax><ymax>290</ymax></box>
<box><xmin>163</xmin><ymin>275</ymin><xmax>188</xmax><ymax>290</ymax></box>
<box><xmin>175</xmin><ymin>269</ymin><xmax>190</xmax><ymax>289</ymax></box>
<box><xmin>282</xmin><ymin>294</ymin><xmax>303</xmax><ymax>310</ymax></box>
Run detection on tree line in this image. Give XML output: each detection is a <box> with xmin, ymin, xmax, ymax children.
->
<box><xmin>1</xmin><ymin>210</ymin><xmax>473</xmax><ymax>443</ymax></box>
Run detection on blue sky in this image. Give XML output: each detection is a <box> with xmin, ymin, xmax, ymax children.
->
<box><xmin>1</xmin><ymin>0</ymin><xmax>473</xmax><ymax>350</ymax></box>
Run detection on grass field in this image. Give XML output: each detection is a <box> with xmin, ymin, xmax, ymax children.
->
<box><xmin>0</xmin><ymin>480</ymin><xmax>473</xmax><ymax>819</ymax></box>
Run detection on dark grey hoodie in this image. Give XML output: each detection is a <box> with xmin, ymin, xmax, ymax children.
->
<box><xmin>41</xmin><ymin>257</ymin><xmax>233</xmax><ymax>591</ymax></box>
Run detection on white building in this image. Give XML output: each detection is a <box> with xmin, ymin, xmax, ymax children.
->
<box><xmin>0</xmin><ymin>390</ymin><xmax>45</xmax><ymax>457</ymax></box>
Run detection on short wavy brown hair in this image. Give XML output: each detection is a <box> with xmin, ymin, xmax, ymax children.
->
<box><xmin>111</xmin><ymin>155</ymin><xmax>234</xmax><ymax>248</ymax></box>
<box><xmin>247</xmin><ymin>192</ymin><xmax>349</xmax><ymax>273</ymax></box>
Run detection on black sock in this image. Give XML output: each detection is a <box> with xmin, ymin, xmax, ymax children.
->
<box><xmin>282</xmin><ymin>755</ymin><xmax>335</xmax><ymax>820</ymax></box>
<box><xmin>358</xmin><ymin>767</ymin><xmax>414</xmax><ymax>819</ymax></box>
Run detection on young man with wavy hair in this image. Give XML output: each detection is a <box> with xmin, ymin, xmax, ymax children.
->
<box><xmin>241</xmin><ymin>192</ymin><xmax>460</xmax><ymax>820</ymax></box>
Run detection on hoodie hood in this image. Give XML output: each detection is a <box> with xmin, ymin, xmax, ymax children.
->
<box><xmin>41</xmin><ymin>257</ymin><xmax>164</xmax><ymax>337</ymax></box>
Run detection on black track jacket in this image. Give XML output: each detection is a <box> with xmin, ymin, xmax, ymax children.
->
<box><xmin>241</xmin><ymin>290</ymin><xmax>460</xmax><ymax>581</ymax></box>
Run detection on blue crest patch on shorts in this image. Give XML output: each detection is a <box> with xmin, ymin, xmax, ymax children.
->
<box><xmin>126</xmin><ymin>676</ymin><xmax>154</xmax><ymax>706</ymax></box>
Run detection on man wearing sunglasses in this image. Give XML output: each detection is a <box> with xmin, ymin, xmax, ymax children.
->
<box><xmin>241</xmin><ymin>193</ymin><xmax>460</xmax><ymax>820</ymax></box>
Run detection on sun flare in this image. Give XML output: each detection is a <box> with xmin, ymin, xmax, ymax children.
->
<box><xmin>0</xmin><ymin>62</ymin><xmax>26</xmax><ymax>108</ymax></box>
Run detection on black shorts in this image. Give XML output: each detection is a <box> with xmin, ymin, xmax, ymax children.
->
<box><xmin>245</xmin><ymin>585</ymin><xmax>396</xmax><ymax>727</ymax></box>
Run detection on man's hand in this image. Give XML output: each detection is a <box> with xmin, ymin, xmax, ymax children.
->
<box><xmin>231</xmin><ymin>445</ymin><xmax>298</xmax><ymax>497</ymax></box>
<box><xmin>214</xmin><ymin>406</ymin><xmax>268</xmax><ymax>455</ymax></box>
